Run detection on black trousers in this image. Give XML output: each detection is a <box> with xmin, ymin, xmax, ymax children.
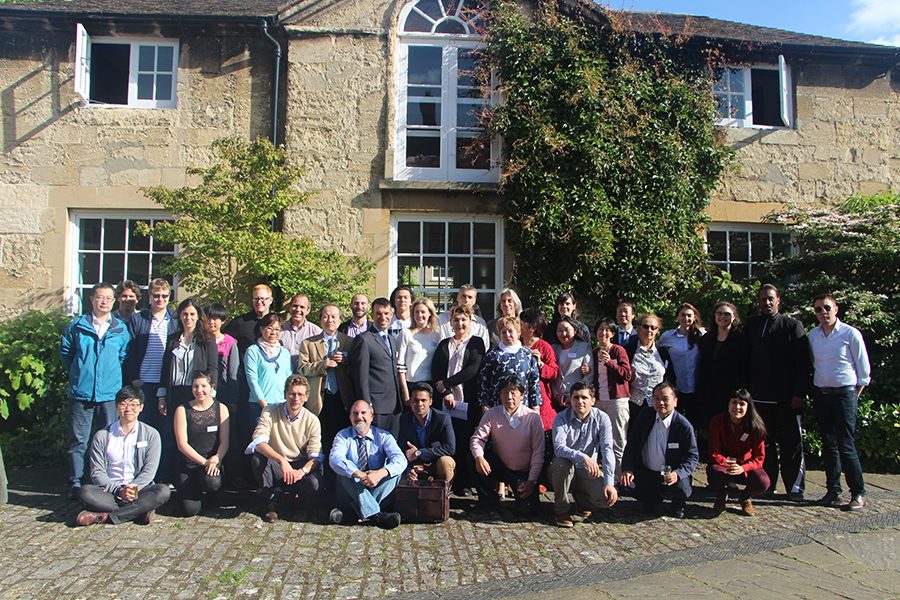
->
<box><xmin>756</xmin><ymin>401</ymin><xmax>805</xmax><ymax>495</ymax></box>
<box><xmin>176</xmin><ymin>462</ymin><xmax>221</xmax><ymax>516</ymax></box>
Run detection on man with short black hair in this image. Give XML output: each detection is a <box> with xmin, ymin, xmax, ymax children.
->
<box><xmin>61</xmin><ymin>282</ymin><xmax>131</xmax><ymax>495</ymax></box>
<box><xmin>75</xmin><ymin>386</ymin><xmax>170</xmax><ymax>526</ymax></box>
<box><xmin>398</xmin><ymin>383</ymin><xmax>456</xmax><ymax>483</ymax></box>
<box><xmin>387</xmin><ymin>285</ymin><xmax>414</xmax><ymax>338</ymax></box>
<box><xmin>113</xmin><ymin>280</ymin><xmax>142</xmax><ymax>323</ymax></box>
<box><xmin>615</xmin><ymin>299</ymin><xmax>637</xmax><ymax>347</ymax></box>
<box><xmin>810</xmin><ymin>294</ymin><xmax>871</xmax><ymax>511</ymax></box>
<box><xmin>350</xmin><ymin>298</ymin><xmax>403</xmax><ymax>438</ymax></box>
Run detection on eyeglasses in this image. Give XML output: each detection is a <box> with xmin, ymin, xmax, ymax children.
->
<box><xmin>264</xmin><ymin>326</ymin><xmax>282</xmax><ymax>333</ymax></box>
<box><xmin>93</xmin><ymin>296</ymin><xmax>114</xmax><ymax>303</ymax></box>
<box><xmin>253</xmin><ymin>297</ymin><xmax>272</xmax><ymax>303</ymax></box>
<box><xmin>814</xmin><ymin>305</ymin><xmax>835</xmax><ymax>313</ymax></box>
<box><xmin>117</xmin><ymin>401</ymin><xmax>142</xmax><ymax>410</ymax></box>
<box><xmin>640</xmin><ymin>324</ymin><xmax>659</xmax><ymax>331</ymax></box>
<box><xmin>152</xmin><ymin>293</ymin><xmax>170</xmax><ymax>299</ymax></box>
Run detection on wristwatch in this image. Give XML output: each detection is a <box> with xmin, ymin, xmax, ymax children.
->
<box><xmin>414</xmin><ymin>450</ymin><xmax>422</xmax><ymax>458</ymax></box>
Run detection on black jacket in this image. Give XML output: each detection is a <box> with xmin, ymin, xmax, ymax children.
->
<box><xmin>744</xmin><ymin>313</ymin><xmax>811</xmax><ymax>403</ymax></box>
<box><xmin>622</xmin><ymin>407</ymin><xmax>699</xmax><ymax>482</ymax></box>
<box><xmin>125</xmin><ymin>308</ymin><xmax>178</xmax><ymax>382</ymax></box>
<box><xmin>159</xmin><ymin>330</ymin><xmax>219</xmax><ymax>403</ymax></box>
<box><xmin>431</xmin><ymin>335</ymin><xmax>485</xmax><ymax>424</ymax></box>
<box><xmin>398</xmin><ymin>408</ymin><xmax>456</xmax><ymax>465</ymax></box>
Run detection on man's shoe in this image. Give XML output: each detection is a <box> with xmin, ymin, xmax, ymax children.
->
<box><xmin>555</xmin><ymin>513</ymin><xmax>574</xmax><ymax>528</ymax></box>
<box><xmin>574</xmin><ymin>503</ymin><xmax>592</xmax><ymax>518</ymax></box>
<box><xmin>844</xmin><ymin>495</ymin><xmax>866</xmax><ymax>511</ymax></box>
<box><xmin>787</xmin><ymin>492</ymin><xmax>804</xmax><ymax>502</ymax></box>
<box><xmin>264</xmin><ymin>502</ymin><xmax>279</xmax><ymax>523</ymax></box>
<box><xmin>816</xmin><ymin>490</ymin><xmax>842</xmax><ymax>506</ymax></box>
<box><xmin>372</xmin><ymin>511</ymin><xmax>401</xmax><ymax>529</ymax></box>
<box><xmin>68</xmin><ymin>486</ymin><xmax>82</xmax><ymax>501</ymax></box>
<box><xmin>76</xmin><ymin>510</ymin><xmax>108</xmax><ymax>526</ymax></box>
<box><xmin>740</xmin><ymin>499</ymin><xmax>756</xmax><ymax>516</ymax></box>
<box><xmin>671</xmin><ymin>504</ymin><xmax>686</xmax><ymax>519</ymax></box>
<box><xmin>471</xmin><ymin>496</ymin><xmax>501</xmax><ymax>512</ymax></box>
<box><xmin>136</xmin><ymin>510</ymin><xmax>155</xmax><ymax>525</ymax></box>
<box><xmin>713</xmin><ymin>491</ymin><xmax>727</xmax><ymax>514</ymax></box>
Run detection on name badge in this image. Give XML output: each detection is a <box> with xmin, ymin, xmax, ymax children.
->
<box><xmin>207</xmin><ymin>425</ymin><xmax>219</xmax><ymax>433</ymax></box>
<box><xmin>431</xmin><ymin>341</ymin><xmax>438</xmax><ymax>348</ymax></box>
<box><xmin>172</xmin><ymin>347</ymin><xmax>185</xmax><ymax>359</ymax></box>
<box><xmin>740</xmin><ymin>433</ymin><xmax>749</xmax><ymax>442</ymax></box>
<box><xmin>568</xmin><ymin>352</ymin><xmax>578</xmax><ymax>358</ymax></box>
<box><xmin>667</xmin><ymin>442</ymin><xmax>679</xmax><ymax>449</ymax></box>
<box><xmin>136</xmin><ymin>441</ymin><xmax>148</xmax><ymax>448</ymax></box>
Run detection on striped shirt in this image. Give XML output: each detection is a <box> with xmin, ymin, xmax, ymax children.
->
<box><xmin>140</xmin><ymin>312</ymin><xmax>170</xmax><ymax>383</ymax></box>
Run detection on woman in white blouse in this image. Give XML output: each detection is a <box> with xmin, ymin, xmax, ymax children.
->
<box><xmin>551</xmin><ymin>316</ymin><xmax>593</xmax><ymax>409</ymax></box>
<box><xmin>397</xmin><ymin>297</ymin><xmax>442</xmax><ymax>405</ymax></box>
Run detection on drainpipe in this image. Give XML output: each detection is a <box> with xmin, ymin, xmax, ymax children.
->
<box><xmin>260</xmin><ymin>18</ymin><xmax>281</xmax><ymax>232</ymax></box>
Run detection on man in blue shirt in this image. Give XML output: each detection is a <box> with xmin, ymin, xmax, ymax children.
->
<box><xmin>551</xmin><ymin>381</ymin><xmax>618</xmax><ymax>527</ymax></box>
<box><xmin>329</xmin><ymin>400</ymin><xmax>407</xmax><ymax>528</ymax></box>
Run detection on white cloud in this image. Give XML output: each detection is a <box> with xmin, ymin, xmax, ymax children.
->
<box><xmin>849</xmin><ymin>0</ymin><xmax>900</xmax><ymax>44</ymax></box>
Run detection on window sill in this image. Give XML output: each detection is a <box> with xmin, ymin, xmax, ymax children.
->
<box><xmin>379</xmin><ymin>179</ymin><xmax>500</xmax><ymax>193</ymax></box>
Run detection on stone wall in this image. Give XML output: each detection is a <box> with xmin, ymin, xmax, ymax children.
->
<box><xmin>708</xmin><ymin>63</ymin><xmax>900</xmax><ymax>223</ymax></box>
<box><xmin>0</xmin><ymin>22</ymin><xmax>276</xmax><ymax>312</ymax></box>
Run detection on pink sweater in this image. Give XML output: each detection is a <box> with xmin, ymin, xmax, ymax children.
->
<box><xmin>470</xmin><ymin>405</ymin><xmax>545</xmax><ymax>481</ymax></box>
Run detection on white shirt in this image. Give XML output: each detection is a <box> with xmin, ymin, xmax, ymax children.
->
<box><xmin>809</xmin><ymin>319</ymin><xmax>871</xmax><ymax>388</ymax></box>
<box><xmin>91</xmin><ymin>312</ymin><xmax>111</xmax><ymax>339</ymax></box>
<box><xmin>437</xmin><ymin>311</ymin><xmax>490</xmax><ymax>350</ymax></box>
<box><xmin>105</xmin><ymin>421</ymin><xmax>138</xmax><ymax>485</ymax></box>
<box><xmin>642</xmin><ymin>411</ymin><xmax>674</xmax><ymax>472</ymax></box>
<box><xmin>502</xmin><ymin>402</ymin><xmax>528</xmax><ymax>430</ymax></box>
<box><xmin>396</xmin><ymin>329</ymin><xmax>441</xmax><ymax>382</ymax></box>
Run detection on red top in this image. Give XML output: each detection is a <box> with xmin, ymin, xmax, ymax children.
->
<box><xmin>529</xmin><ymin>338</ymin><xmax>560</xmax><ymax>431</ymax></box>
<box><xmin>708</xmin><ymin>412</ymin><xmax>765</xmax><ymax>472</ymax></box>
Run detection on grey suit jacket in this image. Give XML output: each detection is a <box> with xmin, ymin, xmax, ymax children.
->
<box><xmin>350</xmin><ymin>328</ymin><xmax>402</xmax><ymax>416</ymax></box>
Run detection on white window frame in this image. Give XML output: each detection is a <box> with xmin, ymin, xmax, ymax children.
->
<box><xmin>714</xmin><ymin>55</ymin><xmax>792</xmax><ymax>129</ymax></box>
<box><xmin>705</xmin><ymin>223</ymin><xmax>793</xmax><ymax>280</ymax></box>
<box><xmin>67</xmin><ymin>211</ymin><xmax>176</xmax><ymax>315</ymax></box>
<box><xmin>390</xmin><ymin>214</ymin><xmax>504</xmax><ymax>311</ymax></box>
<box><xmin>75</xmin><ymin>23</ymin><xmax>179</xmax><ymax>109</ymax></box>
<box><xmin>395</xmin><ymin>1</ymin><xmax>500</xmax><ymax>183</ymax></box>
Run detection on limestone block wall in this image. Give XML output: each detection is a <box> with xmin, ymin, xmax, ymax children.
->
<box><xmin>708</xmin><ymin>63</ymin><xmax>900</xmax><ymax>223</ymax></box>
<box><xmin>0</xmin><ymin>23</ymin><xmax>276</xmax><ymax>313</ymax></box>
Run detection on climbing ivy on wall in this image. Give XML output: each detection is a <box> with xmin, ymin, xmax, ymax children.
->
<box><xmin>480</xmin><ymin>1</ymin><xmax>731</xmax><ymax>309</ymax></box>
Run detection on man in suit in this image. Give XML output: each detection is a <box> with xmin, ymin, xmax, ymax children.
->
<box><xmin>615</xmin><ymin>299</ymin><xmax>638</xmax><ymax>347</ymax></box>
<box><xmin>745</xmin><ymin>283</ymin><xmax>811</xmax><ymax>501</ymax></box>
<box><xmin>397</xmin><ymin>383</ymin><xmax>456</xmax><ymax>483</ymax></box>
<box><xmin>350</xmin><ymin>297</ymin><xmax>403</xmax><ymax>439</ymax></box>
<box><xmin>619</xmin><ymin>381</ymin><xmax>698</xmax><ymax>519</ymax></box>
<box><xmin>338</xmin><ymin>293</ymin><xmax>375</xmax><ymax>338</ymax></box>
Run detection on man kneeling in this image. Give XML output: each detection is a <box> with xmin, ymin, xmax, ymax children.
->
<box><xmin>246</xmin><ymin>375</ymin><xmax>324</xmax><ymax>523</ymax></box>
<box><xmin>398</xmin><ymin>383</ymin><xmax>456</xmax><ymax>483</ymax></box>
<box><xmin>551</xmin><ymin>381</ymin><xmax>618</xmax><ymax>527</ymax></box>
<box><xmin>76</xmin><ymin>386</ymin><xmax>170</xmax><ymax>525</ymax></box>
<box><xmin>329</xmin><ymin>400</ymin><xmax>407</xmax><ymax>528</ymax></box>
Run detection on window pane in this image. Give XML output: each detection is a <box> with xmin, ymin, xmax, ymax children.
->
<box><xmin>103</xmin><ymin>253</ymin><xmax>125</xmax><ymax>284</ymax></box>
<box><xmin>435</xmin><ymin>19</ymin><xmax>466</xmax><ymax>34</ymax></box>
<box><xmin>456</xmin><ymin>103</ymin><xmax>481</xmax><ymax>129</ymax></box>
<box><xmin>472</xmin><ymin>223</ymin><xmax>495</xmax><ymax>254</ymax></box>
<box><xmin>447</xmin><ymin>257</ymin><xmax>470</xmax><ymax>288</ymax></box>
<box><xmin>408</xmin><ymin>46</ymin><xmax>442</xmax><ymax>85</ymax></box>
<box><xmin>730</xmin><ymin>94</ymin><xmax>745</xmax><ymax>120</ymax></box>
<box><xmin>104</xmin><ymin>219</ymin><xmax>127</xmax><ymax>251</ymax></box>
<box><xmin>127</xmin><ymin>253</ymin><xmax>150</xmax><ymax>284</ymax></box>
<box><xmin>707</xmin><ymin>231</ymin><xmax>726</xmax><ymax>262</ymax></box>
<box><xmin>751</xmin><ymin>68</ymin><xmax>782</xmax><ymax>127</ymax></box>
<box><xmin>447</xmin><ymin>222</ymin><xmax>470</xmax><ymax>254</ymax></box>
<box><xmin>407</xmin><ymin>101</ymin><xmax>440</xmax><ymax>127</ymax></box>
<box><xmin>155</xmin><ymin>74</ymin><xmax>173</xmax><ymax>101</ymax></box>
<box><xmin>137</xmin><ymin>73</ymin><xmax>154</xmax><ymax>100</ymax></box>
<box><xmin>456</xmin><ymin>136</ymin><xmax>489</xmax><ymax>170</ymax></box>
<box><xmin>404</xmin><ymin>11</ymin><xmax>434</xmax><ymax>32</ymax></box>
<box><xmin>417</xmin><ymin>0</ymin><xmax>444</xmax><ymax>20</ymax></box>
<box><xmin>397</xmin><ymin>221</ymin><xmax>421</xmax><ymax>254</ymax></box>
<box><xmin>80</xmin><ymin>253</ymin><xmax>100</xmax><ymax>284</ymax></box>
<box><xmin>406</xmin><ymin>135</ymin><xmax>440</xmax><ymax>168</ymax></box>
<box><xmin>398</xmin><ymin>256</ymin><xmax>421</xmax><ymax>287</ymax></box>
<box><xmin>476</xmin><ymin>292</ymin><xmax>495</xmax><ymax>315</ymax></box>
<box><xmin>423</xmin><ymin>222</ymin><xmax>445</xmax><ymax>254</ymax></box>
<box><xmin>81</xmin><ymin>289</ymin><xmax>93</xmax><ymax>315</ymax></box>
<box><xmin>129</xmin><ymin>220</ymin><xmax>150</xmax><ymax>252</ymax></box>
<box><xmin>751</xmin><ymin>232</ymin><xmax>771</xmax><ymax>262</ymax></box>
<box><xmin>773</xmin><ymin>233</ymin><xmax>792</xmax><ymax>257</ymax></box>
<box><xmin>89</xmin><ymin>43</ymin><xmax>129</xmax><ymax>105</ymax></box>
<box><xmin>157</xmin><ymin>46</ymin><xmax>174</xmax><ymax>72</ymax></box>
<box><xmin>79</xmin><ymin>219</ymin><xmax>102</xmax><ymax>251</ymax></box>
<box><xmin>730</xmin><ymin>263</ymin><xmax>750</xmax><ymax>281</ymax></box>
<box><xmin>152</xmin><ymin>220</ymin><xmax>175</xmax><ymax>252</ymax></box>
<box><xmin>151</xmin><ymin>254</ymin><xmax>168</xmax><ymax>280</ymax></box>
<box><xmin>421</xmin><ymin>291</ymin><xmax>447</xmax><ymax>312</ymax></box>
<box><xmin>422</xmin><ymin>256</ymin><xmax>446</xmax><ymax>288</ymax></box>
<box><xmin>728</xmin><ymin>231</ymin><xmax>749</xmax><ymax>262</ymax></box>
<box><xmin>729</xmin><ymin>68</ymin><xmax>744</xmax><ymax>93</ymax></box>
<box><xmin>472</xmin><ymin>257</ymin><xmax>494</xmax><ymax>288</ymax></box>
<box><xmin>138</xmin><ymin>46</ymin><xmax>155</xmax><ymax>72</ymax></box>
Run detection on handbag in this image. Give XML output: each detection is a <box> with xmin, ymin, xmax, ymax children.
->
<box><xmin>395</xmin><ymin>478</ymin><xmax>450</xmax><ymax>523</ymax></box>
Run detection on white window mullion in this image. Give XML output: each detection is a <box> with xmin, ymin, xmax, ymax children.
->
<box><xmin>778</xmin><ymin>55</ymin><xmax>793</xmax><ymax>128</ymax></box>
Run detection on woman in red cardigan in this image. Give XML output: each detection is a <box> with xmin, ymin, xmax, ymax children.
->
<box><xmin>708</xmin><ymin>388</ymin><xmax>770</xmax><ymax>516</ymax></box>
<box><xmin>593</xmin><ymin>317</ymin><xmax>633</xmax><ymax>477</ymax></box>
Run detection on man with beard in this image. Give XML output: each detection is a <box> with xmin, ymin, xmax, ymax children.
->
<box><xmin>339</xmin><ymin>293</ymin><xmax>375</xmax><ymax>338</ymax></box>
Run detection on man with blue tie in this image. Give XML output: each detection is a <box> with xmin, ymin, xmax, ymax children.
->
<box><xmin>615</xmin><ymin>299</ymin><xmax>638</xmax><ymax>347</ymax></box>
<box><xmin>350</xmin><ymin>298</ymin><xmax>403</xmax><ymax>439</ymax></box>
<box><xmin>329</xmin><ymin>400</ymin><xmax>407</xmax><ymax>528</ymax></box>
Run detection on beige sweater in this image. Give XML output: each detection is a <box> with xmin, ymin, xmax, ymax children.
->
<box><xmin>251</xmin><ymin>404</ymin><xmax>322</xmax><ymax>461</ymax></box>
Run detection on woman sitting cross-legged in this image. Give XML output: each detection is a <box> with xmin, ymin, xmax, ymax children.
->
<box><xmin>707</xmin><ymin>388</ymin><xmax>769</xmax><ymax>516</ymax></box>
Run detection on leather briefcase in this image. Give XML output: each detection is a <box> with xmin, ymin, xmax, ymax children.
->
<box><xmin>395</xmin><ymin>479</ymin><xmax>450</xmax><ymax>523</ymax></box>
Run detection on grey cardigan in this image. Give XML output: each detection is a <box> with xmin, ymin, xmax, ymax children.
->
<box><xmin>89</xmin><ymin>421</ymin><xmax>162</xmax><ymax>493</ymax></box>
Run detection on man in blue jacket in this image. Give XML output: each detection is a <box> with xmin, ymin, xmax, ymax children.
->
<box><xmin>60</xmin><ymin>282</ymin><xmax>131</xmax><ymax>496</ymax></box>
<box><xmin>619</xmin><ymin>381</ymin><xmax>699</xmax><ymax>518</ymax></box>
<box><xmin>397</xmin><ymin>383</ymin><xmax>456</xmax><ymax>483</ymax></box>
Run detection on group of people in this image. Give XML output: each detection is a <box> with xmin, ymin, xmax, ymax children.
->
<box><xmin>61</xmin><ymin>278</ymin><xmax>871</xmax><ymax>528</ymax></box>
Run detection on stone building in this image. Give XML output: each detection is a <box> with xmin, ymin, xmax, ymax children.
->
<box><xmin>0</xmin><ymin>0</ymin><xmax>897</xmax><ymax>316</ymax></box>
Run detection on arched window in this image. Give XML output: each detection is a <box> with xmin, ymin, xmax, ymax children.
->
<box><xmin>395</xmin><ymin>0</ymin><xmax>499</xmax><ymax>183</ymax></box>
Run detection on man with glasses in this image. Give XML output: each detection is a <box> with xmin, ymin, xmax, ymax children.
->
<box><xmin>809</xmin><ymin>294</ymin><xmax>871</xmax><ymax>511</ymax></box>
<box><xmin>745</xmin><ymin>284</ymin><xmax>812</xmax><ymax>502</ymax></box>
<box><xmin>61</xmin><ymin>283</ymin><xmax>131</xmax><ymax>497</ymax></box>
<box><xmin>75</xmin><ymin>385</ymin><xmax>170</xmax><ymax>526</ymax></box>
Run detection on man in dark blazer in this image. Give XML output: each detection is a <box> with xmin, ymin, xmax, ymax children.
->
<box><xmin>619</xmin><ymin>381</ymin><xmax>698</xmax><ymax>518</ymax></box>
<box><xmin>744</xmin><ymin>283</ymin><xmax>811</xmax><ymax>501</ymax></box>
<box><xmin>338</xmin><ymin>293</ymin><xmax>375</xmax><ymax>338</ymax></box>
<box><xmin>397</xmin><ymin>383</ymin><xmax>456</xmax><ymax>483</ymax></box>
<box><xmin>350</xmin><ymin>298</ymin><xmax>403</xmax><ymax>439</ymax></box>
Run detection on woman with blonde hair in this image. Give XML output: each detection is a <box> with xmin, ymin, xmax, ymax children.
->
<box><xmin>479</xmin><ymin>315</ymin><xmax>541</xmax><ymax>410</ymax></box>
<box><xmin>398</xmin><ymin>296</ymin><xmax>442</xmax><ymax>404</ymax></box>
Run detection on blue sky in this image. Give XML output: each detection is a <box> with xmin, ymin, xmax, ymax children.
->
<box><xmin>614</xmin><ymin>0</ymin><xmax>900</xmax><ymax>46</ymax></box>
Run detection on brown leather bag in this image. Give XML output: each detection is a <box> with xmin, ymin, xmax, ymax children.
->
<box><xmin>395</xmin><ymin>479</ymin><xmax>450</xmax><ymax>523</ymax></box>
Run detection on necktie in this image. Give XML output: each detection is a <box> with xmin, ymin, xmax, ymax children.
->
<box><xmin>325</xmin><ymin>336</ymin><xmax>338</xmax><ymax>393</ymax></box>
<box><xmin>357</xmin><ymin>436</ymin><xmax>369</xmax><ymax>472</ymax></box>
<box><xmin>381</xmin><ymin>332</ymin><xmax>392</xmax><ymax>354</ymax></box>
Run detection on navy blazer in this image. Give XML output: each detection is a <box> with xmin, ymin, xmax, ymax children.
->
<box><xmin>350</xmin><ymin>328</ymin><xmax>402</xmax><ymax>415</ymax></box>
<box><xmin>621</xmin><ymin>407</ymin><xmax>699</xmax><ymax>483</ymax></box>
<box><xmin>125</xmin><ymin>308</ymin><xmax>178</xmax><ymax>382</ymax></box>
<box><xmin>397</xmin><ymin>408</ymin><xmax>456</xmax><ymax>465</ymax></box>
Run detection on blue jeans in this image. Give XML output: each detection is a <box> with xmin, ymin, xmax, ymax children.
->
<box><xmin>814</xmin><ymin>387</ymin><xmax>865</xmax><ymax>496</ymax></box>
<box><xmin>335</xmin><ymin>473</ymin><xmax>399</xmax><ymax>520</ymax></box>
<box><xmin>68</xmin><ymin>399</ymin><xmax>117</xmax><ymax>488</ymax></box>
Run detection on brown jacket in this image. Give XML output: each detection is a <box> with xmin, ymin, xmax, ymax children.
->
<box><xmin>297</xmin><ymin>332</ymin><xmax>354</xmax><ymax>415</ymax></box>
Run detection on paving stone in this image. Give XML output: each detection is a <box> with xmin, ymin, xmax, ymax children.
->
<box><xmin>775</xmin><ymin>541</ymin><xmax>861</xmax><ymax>575</ymax></box>
<box><xmin>600</xmin><ymin>571</ymin><xmax>733</xmax><ymax>599</ymax></box>
<box><xmin>719</xmin><ymin>571</ymin><xmax>853</xmax><ymax>600</ymax></box>
<box><xmin>678</xmin><ymin>557</ymin><xmax>776</xmax><ymax>584</ymax></box>
<box><xmin>810</xmin><ymin>529</ymin><xmax>900</xmax><ymax>571</ymax></box>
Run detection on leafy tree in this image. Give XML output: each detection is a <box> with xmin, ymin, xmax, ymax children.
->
<box><xmin>480</xmin><ymin>1</ymin><xmax>731</xmax><ymax>310</ymax></box>
<box><xmin>140</xmin><ymin>137</ymin><xmax>373</xmax><ymax>313</ymax></box>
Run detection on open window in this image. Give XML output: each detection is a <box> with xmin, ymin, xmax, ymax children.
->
<box><xmin>75</xmin><ymin>23</ymin><xmax>179</xmax><ymax>109</ymax></box>
<box><xmin>714</xmin><ymin>55</ymin><xmax>792</xmax><ymax>128</ymax></box>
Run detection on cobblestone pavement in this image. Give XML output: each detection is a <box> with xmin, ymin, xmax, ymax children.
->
<box><xmin>2</xmin><ymin>466</ymin><xmax>899</xmax><ymax>600</ymax></box>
